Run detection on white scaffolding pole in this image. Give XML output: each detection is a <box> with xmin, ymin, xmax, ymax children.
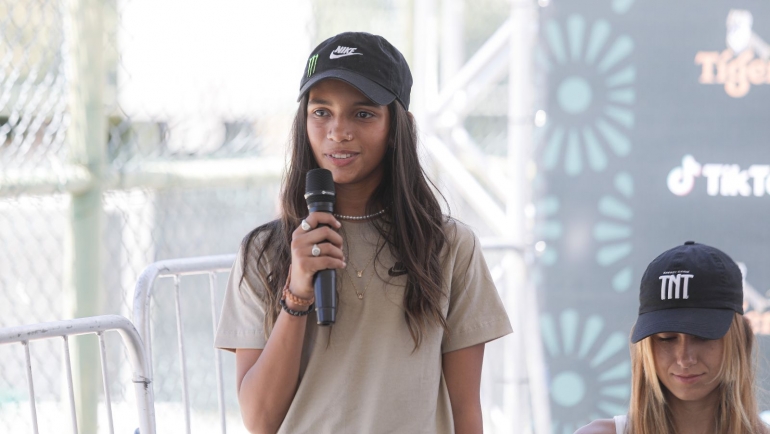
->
<box><xmin>509</xmin><ymin>1</ymin><xmax>551</xmax><ymax>433</ymax></box>
<box><xmin>413</xmin><ymin>0</ymin><xmax>552</xmax><ymax>432</ymax></box>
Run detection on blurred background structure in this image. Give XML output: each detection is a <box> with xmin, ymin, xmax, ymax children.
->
<box><xmin>1</xmin><ymin>0</ymin><xmax>769</xmax><ymax>433</ymax></box>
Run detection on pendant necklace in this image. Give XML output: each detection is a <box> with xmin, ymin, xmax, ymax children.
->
<box><xmin>344</xmin><ymin>264</ymin><xmax>378</xmax><ymax>300</ymax></box>
<box><xmin>342</xmin><ymin>228</ymin><xmax>380</xmax><ymax>300</ymax></box>
<box><xmin>347</xmin><ymin>245</ymin><xmax>376</xmax><ymax>278</ymax></box>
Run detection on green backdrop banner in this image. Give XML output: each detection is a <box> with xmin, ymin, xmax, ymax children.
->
<box><xmin>534</xmin><ymin>1</ymin><xmax>770</xmax><ymax>431</ymax></box>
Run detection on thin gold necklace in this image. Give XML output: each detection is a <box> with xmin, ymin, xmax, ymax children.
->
<box><xmin>347</xmin><ymin>246</ymin><xmax>376</xmax><ymax>278</ymax></box>
<box><xmin>340</xmin><ymin>225</ymin><xmax>377</xmax><ymax>277</ymax></box>
<box><xmin>341</xmin><ymin>228</ymin><xmax>380</xmax><ymax>299</ymax></box>
<box><xmin>344</xmin><ymin>265</ymin><xmax>377</xmax><ymax>300</ymax></box>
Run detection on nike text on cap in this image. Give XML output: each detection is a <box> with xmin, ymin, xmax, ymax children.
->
<box><xmin>298</xmin><ymin>32</ymin><xmax>413</xmax><ymax>110</ymax></box>
<box><xmin>631</xmin><ymin>241</ymin><xmax>744</xmax><ymax>343</ymax></box>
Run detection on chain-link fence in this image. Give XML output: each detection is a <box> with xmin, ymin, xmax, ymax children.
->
<box><xmin>1</xmin><ymin>0</ymin><xmax>517</xmax><ymax>432</ymax></box>
<box><xmin>0</xmin><ymin>0</ymin><xmax>69</xmax><ymax>179</ymax></box>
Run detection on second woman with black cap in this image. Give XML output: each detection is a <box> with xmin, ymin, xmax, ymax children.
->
<box><xmin>214</xmin><ymin>32</ymin><xmax>512</xmax><ymax>434</ymax></box>
<box><xmin>576</xmin><ymin>241</ymin><xmax>768</xmax><ymax>434</ymax></box>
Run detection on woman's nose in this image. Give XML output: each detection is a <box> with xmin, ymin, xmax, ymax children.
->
<box><xmin>676</xmin><ymin>337</ymin><xmax>697</xmax><ymax>367</ymax></box>
<box><xmin>327</xmin><ymin>119</ymin><xmax>352</xmax><ymax>142</ymax></box>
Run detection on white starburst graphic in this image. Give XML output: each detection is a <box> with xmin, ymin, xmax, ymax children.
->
<box><xmin>536</xmin><ymin>15</ymin><xmax>635</xmax><ymax>176</ymax></box>
<box><xmin>541</xmin><ymin>309</ymin><xmax>630</xmax><ymax>433</ymax></box>
<box><xmin>593</xmin><ymin>171</ymin><xmax>634</xmax><ymax>292</ymax></box>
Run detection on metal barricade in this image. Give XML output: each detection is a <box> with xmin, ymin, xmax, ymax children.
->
<box><xmin>130</xmin><ymin>242</ymin><xmax>547</xmax><ymax>434</ymax></box>
<box><xmin>133</xmin><ymin>254</ymin><xmax>235</xmax><ymax>434</ymax></box>
<box><xmin>0</xmin><ymin>315</ymin><xmax>155</xmax><ymax>434</ymax></box>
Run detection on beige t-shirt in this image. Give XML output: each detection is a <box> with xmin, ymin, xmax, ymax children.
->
<box><xmin>215</xmin><ymin>218</ymin><xmax>512</xmax><ymax>434</ymax></box>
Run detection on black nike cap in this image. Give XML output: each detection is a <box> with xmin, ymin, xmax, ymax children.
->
<box><xmin>298</xmin><ymin>32</ymin><xmax>413</xmax><ymax>110</ymax></box>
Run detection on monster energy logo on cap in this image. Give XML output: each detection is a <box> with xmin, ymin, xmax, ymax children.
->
<box><xmin>307</xmin><ymin>54</ymin><xmax>319</xmax><ymax>77</ymax></box>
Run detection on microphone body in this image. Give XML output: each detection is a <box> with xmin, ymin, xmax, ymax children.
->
<box><xmin>305</xmin><ymin>168</ymin><xmax>337</xmax><ymax>325</ymax></box>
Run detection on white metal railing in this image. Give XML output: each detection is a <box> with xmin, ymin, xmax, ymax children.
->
<box><xmin>131</xmin><ymin>241</ymin><xmax>548</xmax><ymax>434</ymax></box>
<box><xmin>133</xmin><ymin>254</ymin><xmax>235</xmax><ymax>434</ymax></box>
<box><xmin>0</xmin><ymin>315</ymin><xmax>155</xmax><ymax>434</ymax></box>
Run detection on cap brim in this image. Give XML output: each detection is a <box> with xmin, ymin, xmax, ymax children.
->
<box><xmin>298</xmin><ymin>69</ymin><xmax>396</xmax><ymax>106</ymax></box>
<box><xmin>631</xmin><ymin>307</ymin><xmax>735</xmax><ymax>343</ymax></box>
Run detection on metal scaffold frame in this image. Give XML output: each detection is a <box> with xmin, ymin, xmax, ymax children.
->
<box><xmin>412</xmin><ymin>0</ymin><xmax>550</xmax><ymax>432</ymax></box>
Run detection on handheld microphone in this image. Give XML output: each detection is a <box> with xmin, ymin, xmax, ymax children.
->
<box><xmin>305</xmin><ymin>168</ymin><xmax>337</xmax><ymax>325</ymax></box>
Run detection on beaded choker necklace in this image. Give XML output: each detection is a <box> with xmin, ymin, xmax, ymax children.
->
<box><xmin>333</xmin><ymin>208</ymin><xmax>387</xmax><ymax>221</ymax></box>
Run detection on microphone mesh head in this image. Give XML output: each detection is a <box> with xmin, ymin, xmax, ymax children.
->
<box><xmin>305</xmin><ymin>168</ymin><xmax>335</xmax><ymax>205</ymax></box>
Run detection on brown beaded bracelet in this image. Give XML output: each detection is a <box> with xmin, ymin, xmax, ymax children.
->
<box><xmin>281</xmin><ymin>267</ymin><xmax>315</xmax><ymax>306</ymax></box>
<box><xmin>283</xmin><ymin>286</ymin><xmax>315</xmax><ymax>306</ymax></box>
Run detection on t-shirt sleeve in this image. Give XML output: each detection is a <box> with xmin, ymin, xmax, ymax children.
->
<box><xmin>441</xmin><ymin>222</ymin><xmax>513</xmax><ymax>353</ymax></box>
<box><xmin>214</xmin><ymin>242</ymin><xmax>270</xmax><ymax>352</ymax></box>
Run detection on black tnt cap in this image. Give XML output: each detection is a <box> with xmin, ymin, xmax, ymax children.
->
<box><xmin>631</xmin><ymin>241</ymin><xmax>744</xmax><ymax>343</ymax></box>
<box><xmin>298</xmin><ymin>32</ymin><xmax>412</xmax><ymax>110</ymax></box>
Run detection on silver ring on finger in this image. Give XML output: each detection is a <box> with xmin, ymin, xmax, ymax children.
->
<box><xmin>300</xmin><ymin>219</ymin><xmax>311</xmax><ymax>231</ymax></box>
<box><xmin>311</xmin><ymin>243</ymin><xmax>321</xmax><ymax>257</ymax></box>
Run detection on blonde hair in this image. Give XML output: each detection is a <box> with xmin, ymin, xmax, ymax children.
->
<box><xmin>627</xmin><ymin>313</ymin><xmax>764</xmax><ymax>434</ymax></box>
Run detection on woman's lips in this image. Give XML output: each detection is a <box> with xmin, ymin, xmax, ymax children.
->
<box><xmin>325</xmin><ymin>152</ymin><xmax>358</xmax><ymax>167</ymax></box>
<box><xmin>673</xmin><ymin>373</ymin><xmax>705</xmax><ymax>384</ymax></box>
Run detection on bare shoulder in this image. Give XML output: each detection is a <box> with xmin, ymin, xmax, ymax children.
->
<box><xmin>574</xmin><ymin>418</ymin><xmax>617</xmax><ymax>434</ymax></box>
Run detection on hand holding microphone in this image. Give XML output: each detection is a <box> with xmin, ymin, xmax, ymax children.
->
<box><xmin>287</xmin><ymin>169</ymin><xmax>344</xmax><ymax>325</ymax></box>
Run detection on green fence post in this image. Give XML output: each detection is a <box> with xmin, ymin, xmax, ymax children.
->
<box><xmin>64</xmin><ymin>0</ymin><xmax>106</xmax><ymax>432</ymax></box>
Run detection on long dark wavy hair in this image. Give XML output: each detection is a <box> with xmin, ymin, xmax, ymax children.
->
<box><xmin>241</xmin><ymin>93</ymin><xmax>450</xmax><ymax>348</ymax></box>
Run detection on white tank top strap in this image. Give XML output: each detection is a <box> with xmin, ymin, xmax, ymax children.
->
<box><xmin>613</xmin><ymin>415</ymin><xmax>627</xmax><ymax>434</ymax></box>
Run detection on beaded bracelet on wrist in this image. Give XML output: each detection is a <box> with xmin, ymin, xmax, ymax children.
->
<box><xmin>282</xmin><ymin>286</ymin><xmax>314</xmax><ymax>306</ymax></box>
<box><xmin>279</xmin><ymin>266</ymin><xmax>314</xmax><ymax>316</ymax></box>
<box><xmin>280</xmin><ymin>298</ymin><xmax>314</xmax><ymax>316</ymax></box>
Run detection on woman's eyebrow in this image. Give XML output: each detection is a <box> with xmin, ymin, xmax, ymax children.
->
<box><xmin>307</xmin><ymin>98</ymin><xmax>381</xmax><ymax>108</ymax></box>
<box><xmin>308</xmin><ymin>98</ymin><xmax>331</xmax><ymax>105</ymax></box>
<box><xmin>354</xmin><ymin>100</ymin><xmax>381</xmax><ymax>108</ymax></box>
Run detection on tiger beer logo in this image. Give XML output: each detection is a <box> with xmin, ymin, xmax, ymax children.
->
<box><xmin>695</xmin><ymin>10</ymin><xmax>770</xmax><ymax>98</ymax></box>
<box><xmin>694</xmin><ymin>49</ymin><xmax>770</xmax><ymax>98</ymax></box>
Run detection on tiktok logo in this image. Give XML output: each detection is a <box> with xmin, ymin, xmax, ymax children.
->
<box><xmin>668</xmin><ymin>155</ymin><xmax>770</xmax><ymax>197</ymax></box>
<box><xmin>668</xmin><ymin>155</ymin><xmax>702</xmax><ymax>196</ymax></box>
<box><xmin>660</xmin><ymin>273</ymin><xmax>694</xmax><ymax>300</ymax></box>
